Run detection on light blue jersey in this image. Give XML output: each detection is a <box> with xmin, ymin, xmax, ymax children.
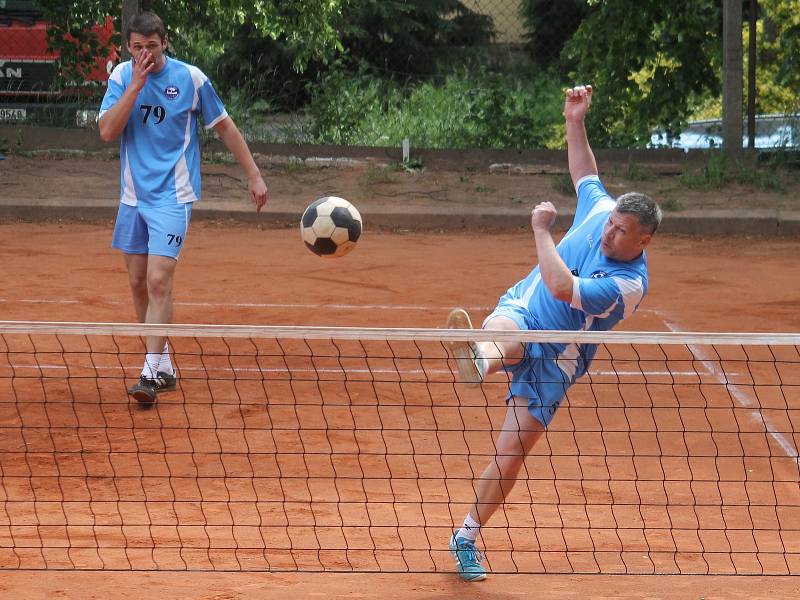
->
<box><xmin>100</xmin><ymin>56</ymin><xmax>227</xmax><ymax>206</ymax></box>
<box><xmin>488</xmin><ymin>175</ymin><xmax>649</xmax><ymax>426</ymax></box>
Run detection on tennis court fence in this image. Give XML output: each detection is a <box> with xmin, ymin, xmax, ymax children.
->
<box><xmin>1</xmin><ymin>321</ymin><xmax>798</xmax><ymax>573</ymax></box>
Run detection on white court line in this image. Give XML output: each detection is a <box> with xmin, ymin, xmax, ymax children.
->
<box><xmin>0</xmin><ymin>298</ymin><xmax>664</xmax><ymax>316</ymax></box>
<box><xmin>5</xmin><ymin>363</ymin><xmax>702</xmax><ymax>378</ymax></box>
<box><xmin>0</xmin><ymin>298</ymin><xmax>494</xmax><ymax>312</ymax></box>
<box><xmin>657</xmin><ymin>312</ymin><xmax>799</xmax><ymax>460</ymax></box>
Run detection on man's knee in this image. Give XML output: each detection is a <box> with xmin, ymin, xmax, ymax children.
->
<box><xmin>128</xmin><ymin>271</ymin><xmax>147</xmax><ymax>294</ymax></box>
<box><xmin>146</xmin><ymin>270</ymin><xmax>174</xmax><ymax>300</ymax></box>
<box><xmin>491</xmin><ymin>446</ymin><xmax>526</xmax><ymax>478</ymax></box>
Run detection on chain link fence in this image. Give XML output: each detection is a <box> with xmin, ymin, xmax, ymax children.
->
<box><xmin>1</xmin><ymin>1</ymin><xmax>798</xmax><ymax>150</ymax></box>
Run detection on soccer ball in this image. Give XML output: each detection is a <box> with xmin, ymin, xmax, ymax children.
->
<box><xmin>300</xmin><ymin>196</ymin><xmax>362</xmax><ymax>258</ymax></box>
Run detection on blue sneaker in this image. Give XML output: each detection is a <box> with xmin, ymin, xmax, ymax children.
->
<box><xmin>449</xmin><ymin>532</ymin><xmax>487</xmax><ymax>581</ymax></box>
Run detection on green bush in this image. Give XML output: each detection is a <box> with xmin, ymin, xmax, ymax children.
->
<box><xmin>307</xmin><ymin>67</ymin><xmax>566</xmax><ymax>149</ymax></box>
<box><xmin>680</xmin><ymin>152</ymin><xmax>787</xmax><ymax>193</ymax></box>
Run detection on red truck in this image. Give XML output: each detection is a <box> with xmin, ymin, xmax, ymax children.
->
<box><xmin>0</xmin><ymin>0</ymin><xmax>117</xmax><ymax>105</ymax></box>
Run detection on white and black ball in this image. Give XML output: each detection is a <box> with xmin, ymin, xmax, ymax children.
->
<box><xmin>300</xmin><ymin>196</ymin><xmax>362</xmax><ymax>258</ymax></box>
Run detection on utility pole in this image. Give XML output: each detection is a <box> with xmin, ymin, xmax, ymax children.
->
<box><xmin>747</xmin><ymin>0</ymin><xmax>757</xmax><ymax>150</ymax></box>
<box><xmin>722</xmin><ymin>0</ymin><xmax>743</xmax><ymax>156</ymax></box>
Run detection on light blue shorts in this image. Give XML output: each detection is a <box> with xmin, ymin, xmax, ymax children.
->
<box><xmin>112</xmin><ymin>202</ymin><xmax>193</xmax><ymax>259</ymax></box>
<box><xmin>483</xmin><ymin>300</ymin><xmax>570</xmax><ymax>429</ymax></box>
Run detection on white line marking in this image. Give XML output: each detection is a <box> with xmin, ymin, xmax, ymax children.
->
<box><xmin>5</xmin><ymin>362</ymin><xmax>702</xmax><ymax>378</ymax></box>
<box><xmin>0</xmin><ymin>298</ymin><xmax>494</xmax><ymax>311</ymax></box>
<box><xmin>657</xmin><ymin>312</ymin><xmax>798</xmax><ymax>460</ymax></box>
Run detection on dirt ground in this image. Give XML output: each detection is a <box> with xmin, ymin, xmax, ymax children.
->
<box><xmin>0</xmin><ymin>152</ymin><xmax>799</xmax><ymax>599</ymax></box>
<box><xmin>1</xmin><ymin>224</ymin><xmax>800</xmax><ymax>599</ymax></box>
<box><xmin>1</xmin><ymin>150</ymin><xmax>798</xmax><ymax>224</ymax></box>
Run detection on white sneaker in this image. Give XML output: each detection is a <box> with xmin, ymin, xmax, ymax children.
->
<box><xmin>446</xmin><ymin>308</ymin><xmax>483</xmax><ymax>386</ymax></box>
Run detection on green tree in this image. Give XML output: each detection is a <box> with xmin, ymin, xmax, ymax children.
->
<box><xmin>35</xmin><ymin>0</ymin><xmax>119</xmax><ymax>92</ymax></box>
<box><xmin>563</xmin><ymin>0</ymin><xmax>721</xmax><ymax>147</ymax></box>
<box><xmin>195</xmin><ymin>0</ymin><xmax>496</xmax><ymax>112</ymax></box>
<box><xmin>749</xmin><ymin>0</ymin><xmax>800</xmax><ymax>115</ymax></box>
<box><xmin>336</xmin><ymin>0</ymin><xmax>494</xmax><ymax>77</ymax></box>
<box><xmin>36</xmin><ymin>0</ymin><xmax>348</xmax><ymax>86</ymax></box>
<box><xmin>151</xmin><ymin>0</ymin><xmax>348</xmax><ymax>71</ymax></box>
<box><xmin>520</xmin><ymin>0</ymin><xmax>594</xmax><ymax>68</ymax></box>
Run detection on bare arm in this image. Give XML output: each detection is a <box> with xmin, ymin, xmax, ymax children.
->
<box><xmin>98</xmin><ymin>50</ymin><xmax>155</xmax><ymax>142</ymax></box>
<box><xmin>531</xmin><ymin>201</ymin><xmax>574</xmax><ymax>303</ymax></box>
<box><xmin>564</xmin><ymin>85</ymin><xmax>598</xmax><ymax>189</ymax></box>
<box><xmin>213</xmin><ymin>116</ymin><xmax>268</xmax><ymax>212</ymax></box>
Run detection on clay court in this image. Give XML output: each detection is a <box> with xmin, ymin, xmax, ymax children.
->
<box><xmin>1</xmin><ymin>219</ymin><xmax>799</xmax><ymax>598</ymax></box>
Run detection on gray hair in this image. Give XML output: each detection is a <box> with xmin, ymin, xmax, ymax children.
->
<box><xmin>615</xmin><ymin>192</ymin><xmax>662</xmax><ymax>234</ymax></box>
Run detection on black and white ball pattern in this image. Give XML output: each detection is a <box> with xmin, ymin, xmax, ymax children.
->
<box><xmin>300</xmin><ymin>196</ymin><xmax>362</xmax><ymax>257</ymax></box>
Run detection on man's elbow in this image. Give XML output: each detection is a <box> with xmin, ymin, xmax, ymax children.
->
<box><xmin>98</xmin><ymin>119</ymin><xmax>116</xmax><ymax>143</ymax></box>
<box><xmin>553</xmin><ymin>288</ymin><xmax>573</xmax><ymax>303</ymax></box>
<box><xmin>546</xmin><ymin>278</ymin><xmax>574</xmax><ymax>303</ymax></box>
<box><xmin>212</xmin><ymin>115</ymin><xmax>233</xmax><ymax>137</ymax></box>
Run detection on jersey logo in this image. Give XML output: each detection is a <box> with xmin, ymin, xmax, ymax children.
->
<box><xmin>590</xmin><ymin>270</ymin><xmax>608</xmax><ymax>279</ymax></box>
<box><xmin>165</xmin><ymin>86</ymin><xmax>180</xmax><ymax>99</ymax></box>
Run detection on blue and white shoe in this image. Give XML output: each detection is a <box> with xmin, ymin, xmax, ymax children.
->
<box><xmin>449</xmin><ymin>532</ymin><xmax>487</xmax><ymax>581</ymax></box>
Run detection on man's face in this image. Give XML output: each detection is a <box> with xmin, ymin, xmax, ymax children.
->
<box><xmin>127</xmin><ymin>32</ymin><xmax>168</xmax><ymax>70</ymax></box>
<box><xmin>600</xmin><ymin>209</ymin><xmax>652</xmax><ymax>262</ymax></box>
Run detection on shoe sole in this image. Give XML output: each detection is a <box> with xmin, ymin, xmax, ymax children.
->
<box><xmin>446</xmin><ymin>309</ymin><xmax>483</xmax><ymax>386</ymax></box>
<box><xmin>127</xmin><ymin>378</ymin><xmax>177</xmax><ymax>396</ymax></box>
<box><xmin>131</xmin><ymin>388</ymin><xmax>157</xmax><ymax>407</ymax></box>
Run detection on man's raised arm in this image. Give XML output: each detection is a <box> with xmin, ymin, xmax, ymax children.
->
<box><xmin>564</xmin><ymin>85</ymin><xmax>598</xmax><ymax>189</ymax></box>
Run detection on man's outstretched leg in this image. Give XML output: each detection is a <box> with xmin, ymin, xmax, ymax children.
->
<box><xmin>446</xmin><ymin>308</ymin><xmax>526</xmax><ymax>386</ymax></box>
<box><xmin>446</xmin><ymin>308</ymin><xmax>484</xmax><ymax>384</ymax></box>
<box><xmin>449</xmin><ymin>396</ymin><xmax>545</xmax><ymax>580</ymax></box>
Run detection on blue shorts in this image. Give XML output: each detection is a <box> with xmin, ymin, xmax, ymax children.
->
<box><xmin>112</xmin><ymin>202</ymin><xmax>192</xmax><ymax>259</ymax></box>
<box><xmin>484</xmin><ymin>300</ymin><xmax>570</xmax><ymax>429</ymax></box>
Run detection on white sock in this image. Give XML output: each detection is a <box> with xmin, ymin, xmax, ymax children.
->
<box><xmin>142</xmin><ymin>353</ymin><xmax>161</xmax><ymax>379</ymax></box>
<box><xmin>456</xmin><ymin>513</ymin><xmax>481</xmax><ymax>541</ymax></box>
<box><xmin>158</xmin><ymin>341</ymin><xmax>174</xmax><ymax>375</ymax></box>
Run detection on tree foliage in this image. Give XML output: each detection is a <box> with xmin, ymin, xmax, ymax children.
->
<box><xmin>519</xmin><ymin>0</ymin><xmax>594</xmax><ymax>68</ymax></box>
<box><xmin>35</xmin><ymin>0</ymin><xmax>348</xmax><ymax>86</ymax></box>
<box><xmin>750</xmin><ymin>0</ymin><xmax>800</xmax><ymax>114</ymax></box>
<box><xmin>35</xmin><ymin>0</ymin><xmax>119</xmax><ymax>89</ymax></box>
<box><xmin>150</xmin><ymin>0</ymin><xmax>348</xmax><ymax>71</ymax></box>
<box><xmin>563</xmin><ymin>0</ymin><xmax>722</xmax><ymax>147</ymax></box>
<box><xmin>335</xmin><ymin>0</ymin><xmax>494</xmax><ymax>77</ymax></box>
<box><xmin>192</xmin><ymin>0</ymin><xmax>495</xmax><ymax>111</ymax></box>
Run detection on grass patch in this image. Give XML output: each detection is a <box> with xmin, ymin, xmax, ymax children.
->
<box><xmin>680</xmin><ymin>153</ymin><xmax>787</xmax><ymax>193</ymax></box>
<box><xmin>362</xmin><ymin>164</ymin><xmax>396</xmax><ymax>185</ymax></box>
<box><xmin>398</xmin><ymin>157</ymin><xmax>424</xmax><ymax>172</ymax></box>
<box><xmin>621</xmin><ymin>161</ymin><xmax>655</xmax><ymax>181</ymax></box>
<box><xmin>659</xmin><ymin>197</ymin><xmax>683</xmax><ymax>212</ymax></box>
<box><xmin>551</xmin><ymin>172</ymin><xmax>574</xmax><ymax>196</ymax></box>
<box><xmin>307</xmin><ymin>67</ymin><xmax>567</xmax><ymax>149</ymax></box>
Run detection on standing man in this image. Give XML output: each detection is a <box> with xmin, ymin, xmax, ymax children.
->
<box><xmin>99</xmin><ymin>11</ymin><xmax>268</xmax><ymax>406</ymax></box>
<box><xmin>446</xmin><ymin>84</ymin><xmax>662</xmax><ymax>581</ymax></box>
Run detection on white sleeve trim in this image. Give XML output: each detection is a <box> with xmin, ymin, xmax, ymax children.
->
<box><xmin>205</xmin><ymin>111</ymin><xmax>229</xmax><ymax>130</ymax></box>
<box><xmin>570</xmin><ymin>276</ymin><xmax>582</xmax><ymax>311</ymax></box>
<box><xmin>575</xmin><ymin>174</ymin><xmax>601</xmax><ymax>192</ymax></box>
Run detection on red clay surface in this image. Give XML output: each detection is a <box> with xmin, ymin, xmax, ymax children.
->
<box><xmin>1</xmin><ymin>223</ymin><xmax>799</xmax><ymax>598</ymax></box>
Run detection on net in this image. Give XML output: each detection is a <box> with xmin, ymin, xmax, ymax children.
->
<box><xmin>1</xmin><ymin>321</ymin><xmax>799</xmax><ymax>574</ymax></box>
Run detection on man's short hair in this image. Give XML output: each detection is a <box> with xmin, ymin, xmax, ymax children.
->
<box><xmin>615</xmin><ymin>192</ymin><xmax>662</xmax><ymax>235</ymax></box>
<box><xmin>124</xmin><ymin>11</ymin><xmax>167</xmax><ymax>42</ymax></box>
